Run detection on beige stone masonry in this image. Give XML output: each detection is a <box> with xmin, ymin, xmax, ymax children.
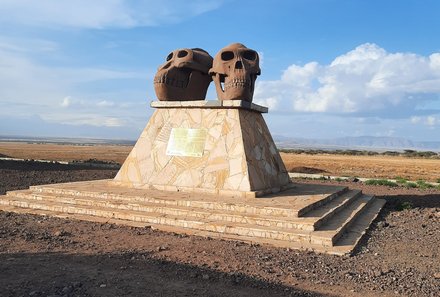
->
<box><xmin>150</xmin><ymin>100</ymin><xmax>269</xmax><ymax>113</ymax></box>
<box><xmin>113</xmin><ymin>101</ymin><xmax>290</xmax><ymax>196</ymax></box>
<box><xmin>0</xmin><ymin>99</ymin><xmax>387</xmax><ymax>255</ymax></box>
<box><xmin>0</xmin><ymin>180</ymin><xmax>386</xmax><ymax>255</ymax></box>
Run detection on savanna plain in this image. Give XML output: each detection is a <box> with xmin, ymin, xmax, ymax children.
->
<box><xmin>0</xmin><ymin>141</ymin><xmax>439</xmax><ymax>297</ymax></box>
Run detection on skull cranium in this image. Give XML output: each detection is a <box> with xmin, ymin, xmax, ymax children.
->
<box><xmin>154</xmin><ymin>48</ymin><xmax>213</xmax><ymax>101</ymax></box>
<box><xmin>209</xmin><ymin>43</ymin><xmax>261</xmax><ymax>102</ymax></box>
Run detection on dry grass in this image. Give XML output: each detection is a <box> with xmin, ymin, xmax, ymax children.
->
<box><xmin>281</xmin><ymin>152</ymin><xmax>440</xmax><ymax>182</ymax></box>
<box><xmin>0</xmin><ymin>142</ymin><xmax>132</xmax><ymax>165</ymax></box>
<box><xmin>1</xmin><ymin>142</ymin><xmax>440</xmax><ymax>182</ymax></box>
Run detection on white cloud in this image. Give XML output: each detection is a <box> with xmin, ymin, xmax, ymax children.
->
<box><xmin>254</xmin><ymin>43</ymin><xmax>440</xmax><ymax>116</ymax></box>
<box><xmin>42</xmin><ymin>114</ymin><xmax>126</xmax><ymax>127</ymax></box>
<box><xmin>97</xmin><ymin>100</ymin><xmax>115</xmax><ymax>107</ymax></box>
<box><xmin>73</xmin><ymin>117</ymin><xmax>126</xmax><ymax>128</ymax></box>
<box><xmin>0</xmin><ymin>38</ymin><xmax>149</xmax><ymax>133</ymax></box>
<box><xmin>61</xmin><ymin>97</ymin><xmax>71</xmax><ymax>107</ymax></box>
<box><xmin>0</xmin><ymin>44</ymin><xmax>146</xmax><ymax>108</ymax></box>
<box><xmin>0</xmin><ymin>36</ymin><xmax>58</xmax><ymax>52</ymax></box>
<box><xmin>58</xmin><ymin>97</ymin><xmax>136</xmax><ymax>109</ymax></box>
<box><xmin>410</xmin><ymin>115</ymin><xmax>440</xmax><ymax>127</ymax></box>
<box><xmin>426</xmin><ymin>116</ymin><xmax>437</xmax><ymax>126</ymax></box>
<box><xmin>258</xmin><ymin>51</ymin><xmax>264</xmax><ymax>68</ymax></box>
<box><xmin>410</xmin><ymin>116</ymin><xmax>421</xmax><ymax>124</ymax></box>
<box><xmin>0</xmin><ymin>47</ymin><xmax>62</xmax><ymax>106</ymax></box>
<box><xmin>0</xmin><ymin>0</ymin><xmax>223</xmax><ymax>29</ymax></box>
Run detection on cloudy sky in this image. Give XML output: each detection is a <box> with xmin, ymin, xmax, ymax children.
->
<box><xmin>1</xmin><ymin>0</ymin><xmax>440</xmax><ymax>141</ymax></box>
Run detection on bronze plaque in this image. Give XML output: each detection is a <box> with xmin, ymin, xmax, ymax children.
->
<box><xmin>166</xmin><ymin>128</ymin><xmax>207</xmax><ymax>157</ymax></box>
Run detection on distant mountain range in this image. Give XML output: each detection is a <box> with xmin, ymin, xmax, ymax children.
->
<box><xmin>274</xmin><ymin>136</ymin><xmax>440</xmax><ymax>152</ymax></box>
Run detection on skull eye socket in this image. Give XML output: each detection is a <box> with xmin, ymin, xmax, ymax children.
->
<box><xmin>243</xmin><ymin>50</ymin><xmax>257</xmax><ymax>61</ymax></box>
<box><xmin>177</xmin><ymin>50</ymin><xmax>188</xmax><ymax>58</ymax></box>
<box><xmin>221</xmin><ymin>51</ymin><xmax>234</xmax><ymax>61</ymax></box>
<box><xmin>166</xmin><ymin>52</ymin><xmax>173</xmax><ymax>61</ymax></box>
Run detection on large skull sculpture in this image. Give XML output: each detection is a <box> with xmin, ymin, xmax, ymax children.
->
<box><xmin>154</xmin><ymin>48</ymin><xmax>213</xmax><ymax>101</ymax></box>
<box><xmin>209</xmin><ymin>43</ymin><xmax>261</xmax><ymax>102</ymax></box>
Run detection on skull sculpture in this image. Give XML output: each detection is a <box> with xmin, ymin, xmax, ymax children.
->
<box><xmin>209</xmin><ymin>43</ymin><xmax>261</xmax><ymax>102</ymax></box>
<box><xmin>154</xmin><ymin>48</ymin><xmax>213</xmax><ymax>101</ymax></box>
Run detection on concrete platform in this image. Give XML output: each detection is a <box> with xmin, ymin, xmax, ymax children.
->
<box><xmin>0</xmin><ymin>180</ymin><xmax>385</xmax><ymax>255</ymax></box>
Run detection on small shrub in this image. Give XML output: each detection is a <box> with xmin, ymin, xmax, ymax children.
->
<box><xmin>416</xmin><ymin>180</ymin><xmax>434</xmax><ymax>189</ymax></box>
<box><xmin>436</xmin><ymin>178</ymin><xmax>440</xmax><ymax>183</ymax></box>
<box><xmin>396</xmin><ymin>201</ymin><xmax>413</xmax><ymax>211</ymax></box>
<box><xmin>365</xmin><ymin>179</ymin><xmax>398</xmax><ymax>187</ymax></box>
<box><xmin>382</xmin><ymin>151</ymin><xmax>400</xmax><ymax>156</ymax></box>
<box><xmin>367</xmin><ymin>151</ymin><xmax>379</xmax><ymax>156</ymax></box>
<box><xmin>334</xmin><ymin>177</ymin><xmax>345</xmax><ymax>182</ymax></box>
<box><xmin>403</xmin><ymin>149</ymin><xmax>417</xmax><ymax>157</ymax></box>
<box><xmin>395</xmin><ymin>176</ymin><xmax>408</xmax><ymax>184</ymax></box>
<box><xmin>405</xmin><ymin>182</ymin><xmax>418</xmax><ymax>188</ymax></box>
<box><xmin>416</xmin><ymin>151</ymin><xmax>437</xmax><ymax>158</ymax></box>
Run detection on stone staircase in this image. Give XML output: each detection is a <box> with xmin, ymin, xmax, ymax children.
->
<box><xmin>0</xmin><ymin>180</ymin><xmax>385</xmax><ymax>255</ymax></box>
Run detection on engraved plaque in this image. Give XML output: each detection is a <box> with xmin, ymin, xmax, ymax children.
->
<box><xmin>166</xmin><ymin>128</ymin><xmax>207</xmax><ymax>157</ymax></box>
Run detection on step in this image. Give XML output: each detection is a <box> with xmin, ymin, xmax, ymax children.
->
<box><xmin>6</xmin><ymin>187</ymin><xmax>361</xmax><ymax>231</ymax></box>
<box><xmin>0</xmin><ymin>197</ymin><xmax>386</xmax><ymax>255</ymax></box>
<box><xmin>260</xmin><ymin>184</ymin><xmax>349</xmax><ymax>217</ymax></box>
<box><xmin>8</xmin><ymin>191</ymin><xmax>316</xmax><ymax>230</ymax></box>
<box><xmin>310</xmin><ymin>195</ymin><xmax>374</xmax><ymax>247</ymax></box>
<box><xmin>333</xmin><ymin>198</ymin><xmax>386</xmax><ymax>253</ymax></box>
<box><xmin>8</xmin><ymin>191</ymin><xmax>318</xmax><ymax>230</ymax></box>
<box><xmin>303</xmin><ymin>189</ymin><xmax>362</xmax><ymax>230</ymax></box>
<box><xmin>9</xmin><ymin>189</ymin><xmax>301</xmax><ymax>218</ymax></box>
<box><xmin>0</xmin><ymin>196</ymin><xmax>315</xmax><ymax>243</ymax></box>
<box><xmin>21</xmin><ymin>181</ymin><xmax>349</xmax><ymax>218</ymax></box>
<box><xmin>0</xmin><ymin>191</ymin><xmax>376</xmax><ymax>247</ymax></box>
<box><xmin>0</xmin><ymin>178</ymin><xmax>386</xmax><ymax>255</ymax></box>
<box><xmin>0</xmin><ymin>204</ymin><xmax>149</xmax><ymax>228</ymax></box>
<box><xmin>0</xmin><ymin>196</ymin><xmax>214</xmax><ymax>231</ymax></box>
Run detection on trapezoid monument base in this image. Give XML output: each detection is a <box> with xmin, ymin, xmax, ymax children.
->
<box><xmin>112</xmin><ymin>100</ymin><xmax>291</xmax><ymax>198</ymax></box>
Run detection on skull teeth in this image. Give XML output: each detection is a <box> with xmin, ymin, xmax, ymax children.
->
<box><xmin>224</xmin><ymin>78</ymin><xmax>251</xmax><ymax>90</ymax></box>
<box><xmin>154</xmin><ymin>75</ymin><xmax>189</xmax><ymax>88</ymax></box>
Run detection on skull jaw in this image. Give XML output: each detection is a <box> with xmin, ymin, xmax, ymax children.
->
<box><xmin>154</xmin><ymin>69</ymin><xmax>211</xmax><ymax>101</ymax></box>
<box><xmin>214</xmin><ymin>74</ymin><xmax>256</xmax><ymax>102</ymax></box>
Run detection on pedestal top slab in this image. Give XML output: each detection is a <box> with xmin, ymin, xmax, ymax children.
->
<box><xmin>150</xmin><ymin>100</ymin><xmax>268</xmax><ymax>113</ymax></box>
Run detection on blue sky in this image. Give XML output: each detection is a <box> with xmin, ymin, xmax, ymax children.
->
<box><xmin>1</xmin><ymin>0</ymin><xmax>440</xmax><ymax>141</ymax></box>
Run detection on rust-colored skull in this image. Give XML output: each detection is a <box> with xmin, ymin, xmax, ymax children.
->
<box><xmin>209</xmin><ymin>43</ymin><xmax>261</xmax><ymax>102</ymax></box>
<box><xmin>154</xmin><ymin>48</ymin><xmax>213</xmax><ymax>101</ymax></box>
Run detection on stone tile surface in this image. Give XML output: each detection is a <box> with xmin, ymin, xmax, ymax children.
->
<box><xmin>28</xmin><ymin>180</ymin><xmax>346</xmax><ymax>215</ymax></box>
<box><xmin>114</xmin><ymin>107</ymin><xmax>289</xmax><ymax>195</ymax></box>
<box><xmin>150</xmin><ymin>100</ymin><xmax>269</xmax><ymax>113</ymax></box>
<box><xmin>0</xmin><ymin>179</ymin><xmax>385</xmax><ymax>255</ymax></box>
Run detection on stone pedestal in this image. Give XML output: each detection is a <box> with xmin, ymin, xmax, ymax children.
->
<box><xmin>112</xmin><ymin>100</ymin><xmax>291</xmax><ymax>197</ymax></box>
<box><xmin>0</xmin><ymin>99</ymin><xmax>386</xmax><ymax>255</ymax></box>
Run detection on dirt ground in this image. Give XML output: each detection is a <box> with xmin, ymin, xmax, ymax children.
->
<box><xmin>1</xmin><ymin>160</ymin><xmax>440</xmax><ymax>297</ymax></box>
<box><xmin>2</xmin><ymin>142</ymin><xmax>440</xmax><ymax>182</ymax></box>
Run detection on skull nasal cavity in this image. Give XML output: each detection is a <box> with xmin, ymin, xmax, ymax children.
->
<box><xmin>177</xmin><ymin>50</ymin><xmax>188</xmax><ymax>58</ymax></box>
<box><xmin>235</xmin><ymin>61</ymin><xmax>243</xmax><ymax>69</ymax></box>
